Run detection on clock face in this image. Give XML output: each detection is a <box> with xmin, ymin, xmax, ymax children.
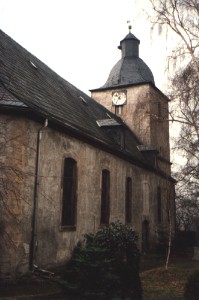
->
<box><xmin>112</xmin><ymin>91</ymin><xmax>127</xmax><ymax>106</ymax></box>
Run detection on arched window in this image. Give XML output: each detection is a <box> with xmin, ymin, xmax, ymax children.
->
<box><xmin>125</xmin><ymin>177</ymin><xmax>132</xmax><ymax>223</ymax></box>
<box><xmin>157</xmin><ymin>186</ymin><xmax>162</xmax><ymax>224</ymax></box>
<box><xmin>142</xmin><ymin>220</ymin><xmax>150</xmax><ymax>252</ymax></box>
<box><xmin>61</xmin><ymin>158</ymin><xmax>77</xmax><ymax>228</ymax></box>
<box><xmin>100</xmin><ymin>169</ymin><xmax>110</xmax><ymax>225</ymax></box>
<box><xmin>143</xmin><ymin>181</ymin><xmax>150</xmax><ymax>216</ymax></box>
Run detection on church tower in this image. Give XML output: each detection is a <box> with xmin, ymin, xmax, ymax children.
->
<box><xmin>91</xmin><ymin>29</ymin><xmax>171</xmax><ymax>175</ymax></box>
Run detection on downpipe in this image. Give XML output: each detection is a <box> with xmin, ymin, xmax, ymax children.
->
<box><xmin>29</xmin><ymin>119</ymin><xmax>48</xmax><ymax>271</ymax></box>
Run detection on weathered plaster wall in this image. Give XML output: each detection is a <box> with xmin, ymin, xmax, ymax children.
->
<box><xmin>0</xmin><ymin>114</ymin><xmax>37</xmax><ymax>278</ymax></box>
<box><xmin>0</xmin><ymin>114</ymin><xmax>174</xmax><ymax>278</ymax></box>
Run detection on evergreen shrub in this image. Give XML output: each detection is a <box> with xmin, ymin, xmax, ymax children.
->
<box><xmin>65</xmin><ymin>221</ymin><xmax>142</xmax><ymax>299</ymax></box>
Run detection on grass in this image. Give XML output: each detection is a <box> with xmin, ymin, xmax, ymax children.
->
<box><xmin>140</xmin><ymin>253</ymin><xmax>199</xmax><ymax>300</ymax></box>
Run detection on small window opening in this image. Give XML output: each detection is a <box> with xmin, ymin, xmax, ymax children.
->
<box><xmin>79</xmin><ymin>96</ymin><xmax>87</xmax><ymax>104</ymax></box>
<box><xmin>115</xmin><ymin>106</ymin><xmax>123</xmax><ymax>115</ymax></box>
<box><xmin>158</xmin><ymin>102</ymin><xmax>161</xmax><ymax>118</ymax></box>
<box><xmin>29</xmin><ymin>60</ymin><xmax>38</xmax><ymax>69</ymax></box>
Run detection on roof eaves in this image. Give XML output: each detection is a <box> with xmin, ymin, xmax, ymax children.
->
<box><xmin>90</xmin><ymin>81</ymin><xmax>154</xmax><ymax>92</ymax></box>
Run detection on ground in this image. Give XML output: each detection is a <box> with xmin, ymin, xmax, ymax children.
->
<box><xmin>141</xmin><ymin>253</ymin><xmax>199</xmax><ymax>299</ymax></box>
<box><xmin>0</xmin><ymin>252</ymin><xmax>198</xmax><ymax>299</ymax></box>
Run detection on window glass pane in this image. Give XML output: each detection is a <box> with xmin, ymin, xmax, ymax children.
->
<box><xmin>157</xmin><ymin>186</ymin><xmax>162</xmax><ymax>223</ymax></box>
<box><xmin>100</xmin><ymin>169</ymin><xmax>110</xmax><ymax>225</ymax></box>
<box><xmin>61</xmin><ymin>158</ymin><xmax>77</xmax><ymax>227</ymax></box>
<box><xmin>125</xmin><ymin>177</ymin><xmax>132</xmax><ymax>223</ymax></box>
<box><xmin>143</xmin><ymin>182</ymin><xmax>149</xmax><ymax>216</ymax></box>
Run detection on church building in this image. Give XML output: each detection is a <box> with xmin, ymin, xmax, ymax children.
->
<box><xmin>0</xmin><ymin>28</ymin><xmax>175</xmax><ymax>278</ymax></box>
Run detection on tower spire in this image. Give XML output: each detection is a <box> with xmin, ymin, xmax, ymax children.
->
<box><xmin>127</xmin><ymin>20</ymin><xmax>132</xmax><ymax>33</ymax></box>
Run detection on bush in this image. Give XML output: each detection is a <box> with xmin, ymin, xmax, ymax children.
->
<box><xmin>65</xmin><ymin>221</ymin><xmax>142</xmax><ymax>299</ymax></box>
<box><xmin>184</xmin><ymin>270</ymin><xmax>199</xmax><ymax>300</ymax></box>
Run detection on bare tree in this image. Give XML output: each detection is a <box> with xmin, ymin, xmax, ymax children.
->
<box><xmin>149</xmin><ymin>0</ymin><xmax>199</xmax><ymax>232</ymax></box>
<box><xmin>149</xmin><ymin>0</ymin><xmax>199</xmax><ymax>72</ymax></box>
<box><xmin>170</xmin><ymin>64</ymin><xmax>199</xmax><ymax>210</ymax></box>
<box><xmin>176</xmin><ymin>195</ymin><xmax>199</xmax><ymax>231</ymax></box>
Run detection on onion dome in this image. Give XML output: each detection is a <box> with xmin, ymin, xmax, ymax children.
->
<box><xmin>100</xmin><ymin>32</ymin><xmax>155</xmax><ymax>89</ymax></box>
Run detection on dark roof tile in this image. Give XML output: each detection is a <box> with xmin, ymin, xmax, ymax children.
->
<box><xmin>0</xmin><ymin>30</ymin><xmax>151</xmax><ymax>167</ymax></box>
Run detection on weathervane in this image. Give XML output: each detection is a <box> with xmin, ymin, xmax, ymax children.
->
<box><xmin>127</xmin><ymin>20</ymin><xmax>132</xmax><ymax>33</ymax></box>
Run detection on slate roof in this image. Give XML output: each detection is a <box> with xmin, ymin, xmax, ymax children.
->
<box><xmin>100</xmin><ymin>57</ymin><xmax>155</xmax><ymax>89</ymax></box>
<box><xmin>92</xmin><ymin>32</ymin><xmax>155</xmax><ymax>91</ymax></box>
<box><xmin>0</xmin><ymin>29</ymin><xmax>158</xmax><ymax>170</ymax></box>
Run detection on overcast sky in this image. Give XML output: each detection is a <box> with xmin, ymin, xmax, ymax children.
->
<box><xmin>0</xmin><ymin>0</ymin><xmax>171</xmax><ymax>95</ymax></box>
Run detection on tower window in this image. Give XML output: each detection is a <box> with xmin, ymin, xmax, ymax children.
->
<box><xmin>158</xmin><ymin>102</ymin><xmax>162</xmax><ymax>118</ymax></box>
<box><xmin>125</xmin><ymin>177</ymin><xmax>132</xmax><ymax>223</ymax></box>
<box><xmin>100</xmin><ymin>169</ymin><xmax>110</xmax><ymax>225</ymax></box>
<box><xmin>115</xmin><ymin>106</ymin><xmax>123</xmax><ymax>115</ymax></box>
<box><xmin>61</xmin><ymin>158</ymin><xmax>77</xmax><ymax>228</ymax></box>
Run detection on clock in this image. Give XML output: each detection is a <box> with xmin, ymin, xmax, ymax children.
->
<box><xmin>112</xmin><ymin>91</ymin><xmax>127</xmax><ymax>106</ymax></box>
